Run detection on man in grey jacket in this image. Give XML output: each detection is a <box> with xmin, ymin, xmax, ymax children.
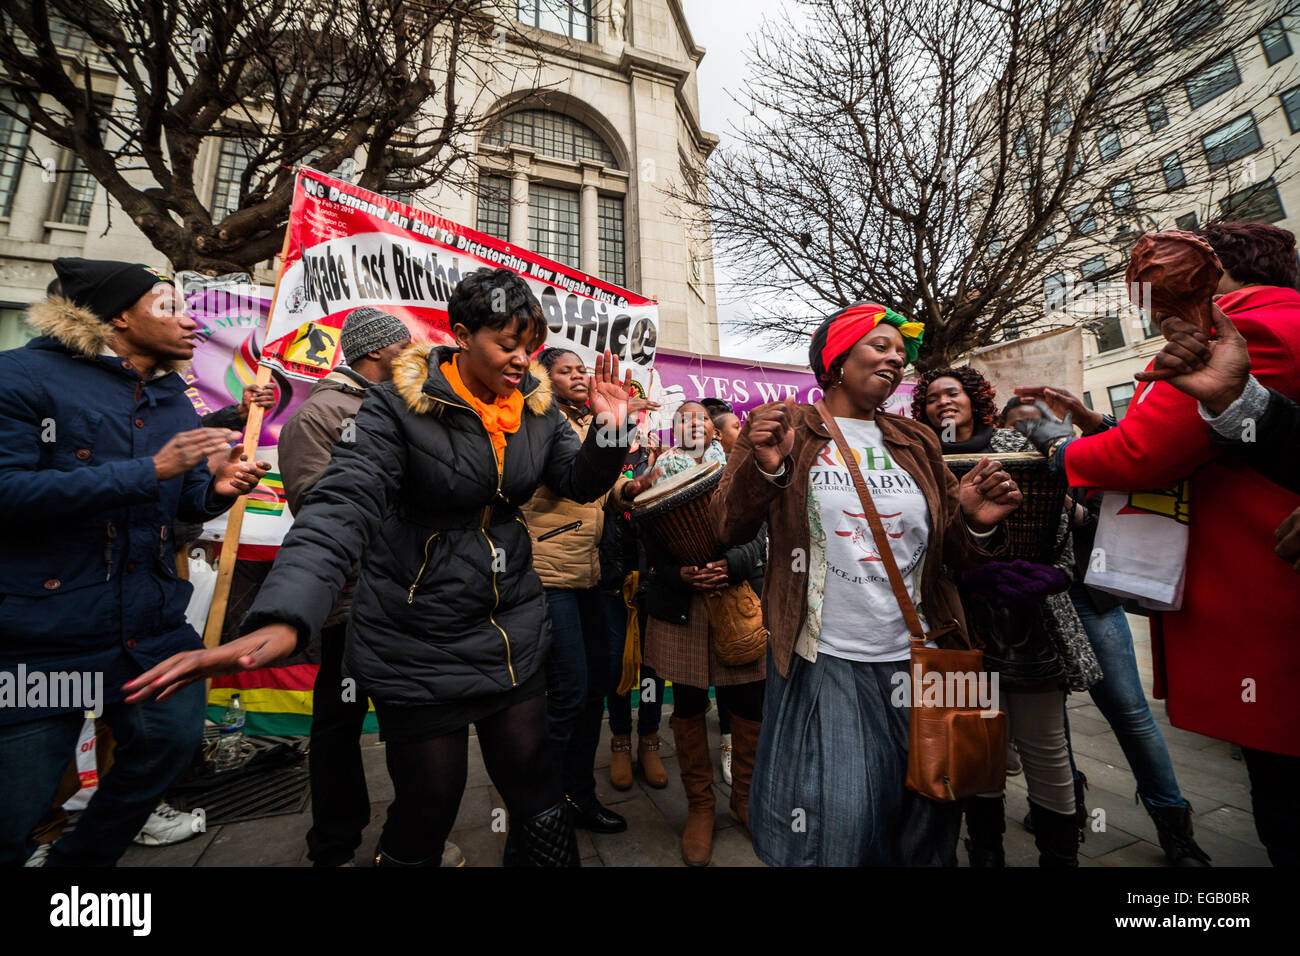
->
<box><xmin>277</xmin><ymin>306</ymin><xmax>422</xmax><ymax>867</ymax></box>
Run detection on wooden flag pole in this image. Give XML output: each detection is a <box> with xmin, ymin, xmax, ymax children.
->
<box><xmin>201</xmin><ymin>221</ymin><xmax>296</xmax><ymax>651</ymax></box>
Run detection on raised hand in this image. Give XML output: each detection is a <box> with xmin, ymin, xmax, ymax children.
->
<box><xmin>123</xmin><ymin>624</ymin><xmax>299</xmax><ymax>703</ymax></box>
<box><xmin>628</xmin><ymin>394</ymin><xmax>661</xmax><ymax>417</ymax></box>
<box><xmin>1134</xmin><ymin>304</ymin><xmax>1250</xmax><ymax>415</ymax></box>
<box><xmin>213</xmin><ymin>444</ymin><xmax>271</xmax><ymax>497</ymax></box>
<box><xmin>587</xmin><ymin>349</ymin><xmax>633</xmax><ymax>430</ymax></box>
<box><xmin>957</xmin><ymin>456</ymin><xmax>1022</xmax><ymax>533</ymax></box>
<box><xmin>153</xmin><ymin>428</ymin><xmax>241</xmax><ymax>481</ymax></box>
<box><xmin>1013</xmin><ymin>385</ymin><xmax>1104</xmax><ymax>434</ymax></box>
<box><xmin>748</xmin><ymin>396</ymin><xmax>797</xmax><ymax>473</ymax></box>
<box><xmin>621</xmin><ymin>465</ymin><xmax>662</xmax><ymax>502</ymax></box>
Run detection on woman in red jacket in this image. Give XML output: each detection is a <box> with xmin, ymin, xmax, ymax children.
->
<box><xmin>1017</xmin><ymin>222</ymin><xmax>1300</xmax><ymax>866</ymax></box>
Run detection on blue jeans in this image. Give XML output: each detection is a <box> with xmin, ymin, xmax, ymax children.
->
<box><xmin>0</xmin><ymin>682</ymin><xmax>205</xmax><ymax>866</ymax></box>
<box><xmin>544</xmin><ymin>587</ymin><xmax>619</xmax><ymax>807</ymax></box>
<box><xmin>607</xmin><ymin>603</ymin><xmax>664</xmax><ymax>737</ymax></box>
<box><xmin>1069</xmin><ymin>586</ymin><xmax>1186</xmax><ymax>808</ymax></box>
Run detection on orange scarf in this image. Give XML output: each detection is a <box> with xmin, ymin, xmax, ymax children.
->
<box><xmin>441</xmin><ymin>357</ymin><xmax>523</xmax><ymax>472</ymax></box>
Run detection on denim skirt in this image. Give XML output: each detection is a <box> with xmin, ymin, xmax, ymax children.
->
<box><xmin>750</xmin><ymin>650</ymin><xmax>962</xmax><ymax>867</ymax></box>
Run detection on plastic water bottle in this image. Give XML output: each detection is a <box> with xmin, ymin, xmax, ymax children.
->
<box><xmin>214</xmin><ymin>693</ymin><xmax>246</xmax><ymax>772</ymax></box>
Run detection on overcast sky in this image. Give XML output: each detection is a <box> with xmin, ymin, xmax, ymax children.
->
<box><xmin>680</xmin><ymin>0</ymin><xmax>807</xmax><ymax>364</ymax></box>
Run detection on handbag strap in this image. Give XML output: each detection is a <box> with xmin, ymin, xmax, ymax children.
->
<box><xmin>815</xmin><ymin>401</ymin><xmax>926</xmax><ymax>642</ymax></box>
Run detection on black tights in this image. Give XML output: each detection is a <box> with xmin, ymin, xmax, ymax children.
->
<box><xmin>380</xmin><ymin>694</ymin><xmax>557</xmax><ymax>864</ymax></box>
<box><xmin>672</xmin><ymin>680</ymin><xmax>763</xmax><ymax>723</ymax></box>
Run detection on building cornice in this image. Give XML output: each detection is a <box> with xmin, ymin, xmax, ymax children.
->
<box><xmin>667</xmin><ymin>0</ymin><xmax>707</xmax><ymax>65</ymax></box>
<box><xmin>620</xmin><ymin>48</ymin><xmax>719</xmax><ymax>156</ymax></box>
<box><xmin>505</xmin><ymin>17</ymin><xmax>718</xmax><ymax>158</ymax></box>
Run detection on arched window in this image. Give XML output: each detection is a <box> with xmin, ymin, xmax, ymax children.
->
<box><xmin>484</xmin><ymin>110</ymin><xmax>618</xmax><ymax>168</ymax></box>
<box><xmin>478</xmin><ymin>107</ymin><xmax>626</xmax><ymax>285</ymax></box>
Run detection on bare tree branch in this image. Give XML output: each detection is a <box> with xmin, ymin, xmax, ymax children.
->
<box><xmin>683</xmin><ymin>0</ymin><xmax>1300</xmax><ymax>368</ymax></box>
<box><xmin>0</xmin><ymin>0</ymin><xmax>548</xmax><ymax>272</ymax></box>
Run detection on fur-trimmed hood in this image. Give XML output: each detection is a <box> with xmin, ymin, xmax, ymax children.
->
<box><xmin>391</xmin><ymin>342</ymin><xmax>552</xmax><ymax>417</ymax></box>
<box><xmin>24</xmin><ymin>296</ymin><xmax>189</xmax><ymax>374</ymax></box>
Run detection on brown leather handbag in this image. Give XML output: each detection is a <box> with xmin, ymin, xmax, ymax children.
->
<box><xmin>816</xmin><ymin>403</ymin><xmax>1008</xmax><ymax>802</ymax></box>
<box><xmin>703</xmin><ymin>581</ymin><xmax>767</xmax><ymax>667</ymax></box>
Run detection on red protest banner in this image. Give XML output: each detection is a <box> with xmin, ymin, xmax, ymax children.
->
<box><xmin>262</xmin><ymin>168</ymin><xmax>660</xmax><ymax>390</ymax></box>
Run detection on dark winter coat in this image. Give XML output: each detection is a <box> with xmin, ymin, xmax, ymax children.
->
<box><xmin>242</xmin><ymin>343</ymin><xmax>630</xmax><ymax>705</ymax></box>
<box><xmin>0</xmin><ymin>297</ymin><xmax>234</xmax><ymax>722</ymax></box>
<box><xmin>642</xmin><ymin>516</ymin><xmax>767</xmax><ymax>626</ymax></box>
<box><xmin>1212</xmin><ymin>383</ymin><xmax>1300</xmax><ymax>495</ymax></box>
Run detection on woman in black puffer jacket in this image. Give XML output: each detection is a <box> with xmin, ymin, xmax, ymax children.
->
<box><xmin>127</xmin><ymin>268</ymin><xmax>636</xmax><ymax>867</ymax></box>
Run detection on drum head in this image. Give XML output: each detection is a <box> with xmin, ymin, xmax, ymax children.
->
<box><xmin>631</xmin><ymin>459</ymin><xmax>724</xmax><ymax>511</ymax></box>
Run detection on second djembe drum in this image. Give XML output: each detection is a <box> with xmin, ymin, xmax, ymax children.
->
<box><xmin>630</xmin><ymin>461</ymin><xmax>767</xmax><ymax>667</ymax></box>
<box><xmin>942</xmin><ymin>451</ymin><xmax>1067</xmax><ymax>563</ymax></box>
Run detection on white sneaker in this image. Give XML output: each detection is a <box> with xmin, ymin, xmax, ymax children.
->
<box><xmin>720</xmin><ymin>733</ymin><xmax>733</xmax><ymax>786</ymax></box>
<box><xmin>133</xmin><ymin>802</ymin><xmax>200</xmax><ymax>846</ymax></box>
<box><xmin>24</xmin><ymin>843</ymin><xmax>50</xmax><ymax>867</ymax></box>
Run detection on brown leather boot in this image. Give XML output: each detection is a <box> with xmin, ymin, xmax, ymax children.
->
<box><xmin>636</xmin><ymin>733</ymin><xmax>669</xmax><ymax>789</ymax></box>
<box><xmin>727</xmin><ymin>713</ymin><xmax>760</xmax><ymax>836</ymax></box>
<box><xmin>609</xmin><ymin>734</ymin><xmax>633</xmax><ymax>791</ymax></box>
<box><xmin>670</xmin><ymin>714</ymin><xmax>715</xmax><ymax>867</ymax></box>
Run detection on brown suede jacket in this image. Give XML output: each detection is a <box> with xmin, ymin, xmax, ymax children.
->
<box><xmin>711</xmin><ymin>402</ymin><xmax>1003</xmax><ymax>678</ymax></box>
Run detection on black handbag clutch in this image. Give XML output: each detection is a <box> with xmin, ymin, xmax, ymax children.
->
<box><xmin>964</xmin><ymin>594</ymin><xmax>1066</xmax><ymax>692</ymax></box>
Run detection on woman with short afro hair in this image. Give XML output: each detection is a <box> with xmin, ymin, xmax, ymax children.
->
<box><xmin>127</xmin><ymin>267</ymin><xmax>639</xmax><ymax>867</ymax></box>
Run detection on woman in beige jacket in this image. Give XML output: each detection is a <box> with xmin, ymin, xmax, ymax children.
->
<box><xmin>522</xmin><ymin>347</ymin><xmax>655</xmax><ymax>834</ymax></box>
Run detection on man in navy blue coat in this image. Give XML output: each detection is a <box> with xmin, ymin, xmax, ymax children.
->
<box><xmin>0</xmin><ymin>258</ymin><xmax>268</xmax><ymax>866</ymax></box>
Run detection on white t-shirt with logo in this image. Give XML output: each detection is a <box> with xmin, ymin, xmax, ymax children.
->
<box><xmin>812</xmin><ymin>417</ymin><xmax>932</xmax><ymax>662</ymax></box>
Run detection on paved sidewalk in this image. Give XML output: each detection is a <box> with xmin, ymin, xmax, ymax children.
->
<box><xmin>120</xmin><ymin>616</ymin><xmax>1268</xmax><ymax>867</ymax></box>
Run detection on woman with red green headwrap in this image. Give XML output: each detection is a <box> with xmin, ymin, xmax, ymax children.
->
<box><xmin>706</xmin><ymin>301</ymin><xmax>1022</xmax><ymax>866</ymax></box>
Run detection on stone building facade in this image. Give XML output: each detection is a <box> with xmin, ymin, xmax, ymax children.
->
<box><xmin>991</xmin><ymin>7</ymin><xmax>1300</xmax><ymax>419</ymax></box>
<box><xmin>0</xmin><ymin>1</ymin><xmax>721</xmax><ymax>355</ymax></box>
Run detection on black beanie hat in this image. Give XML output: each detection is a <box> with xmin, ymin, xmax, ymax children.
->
<box><xmin>52</xmin><ymin>257</ymin><xmax>174</xmax><ymax>323</ymax></box>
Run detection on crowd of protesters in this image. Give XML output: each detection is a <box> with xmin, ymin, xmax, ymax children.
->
<box><xmin>1</xmin><ymin>220</ymin><xmax>1296</xmax><ymax>869</ymax></box>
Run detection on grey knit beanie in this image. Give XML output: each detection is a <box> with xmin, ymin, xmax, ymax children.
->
<box><xmin>340</xmin><ymin>307</ymin><xmax>410</xmax><ymax>365</ymax></box>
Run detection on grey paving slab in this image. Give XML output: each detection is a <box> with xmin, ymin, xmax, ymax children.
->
<box><xmin>587</xmin><ymin>793</ymin><xmax>684</xmax><ymax>867</ymax></box>
<box><xmin>1195</xmin><ymin>804</ymin><xmax>1264</xmax><ymax>849</ymax></box>
<box><xmin>194</xmin><ymin>809</ymin><xmax>311</xmax><ymax>867</ymax></box>
<box><xmin>118</xmin><ymin>827</ymin><xmax>220</xmax><ymax>868</ymax></box>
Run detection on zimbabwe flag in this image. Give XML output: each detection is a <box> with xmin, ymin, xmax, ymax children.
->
<box><xmin>209</xmin><ymin>665</ymin><xmax>379</xmax><ymax>736</ymax></box>
<box><xmin>245</xmin><ymin>471</ymin><xmax>287</xmax><ymax>517</ymax></box>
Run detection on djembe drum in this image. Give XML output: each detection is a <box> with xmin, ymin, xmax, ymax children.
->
<box><xmin>630</xmin><ymin>460</ymin><xmax>767</xmax><ymax>667</ymax></box>
<box><xmin>943</xmin><ymin>451</ymin><xmax>1067</xmax><ymax>563</ymax></box>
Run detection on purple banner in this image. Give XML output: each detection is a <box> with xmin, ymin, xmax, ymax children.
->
<box><xmin>652</xmin><ymin>347</ymin><xmax>915</xmax><ymax>422</ymax></box>
<box><xmin>182</xmin><ymin>283</ymin><xmax>310</xmax><ymax>446</ymax></box>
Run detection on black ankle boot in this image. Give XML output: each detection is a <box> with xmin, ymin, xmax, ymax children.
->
<box><xmin>566</xmin><ymin>794</ymin><xmax>628</xmax><ymax>833</ymax></box>
<box><xmin>963</xmin><ymin>795</ymin><xmax>1006</xmax><ymax>867</ymax></box>
<box><xmin>1141</xmin><ymin>797</ymin><xmax>1211</xmax><ymax>867</ymax></box>
<box><xmin>508</xmin><ymin>800</ymin><xmax>581</xmax><ymax>867</ymax></box>
<box><xmin>1028</xmin><ymin>801</ymin><xmax>1080</xmax><ymax>867</ymax></box>
<box><xmin>1028</xmin><ymin>773</ymin><xmax>1089</xmax><ymax>841</ymax></box>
